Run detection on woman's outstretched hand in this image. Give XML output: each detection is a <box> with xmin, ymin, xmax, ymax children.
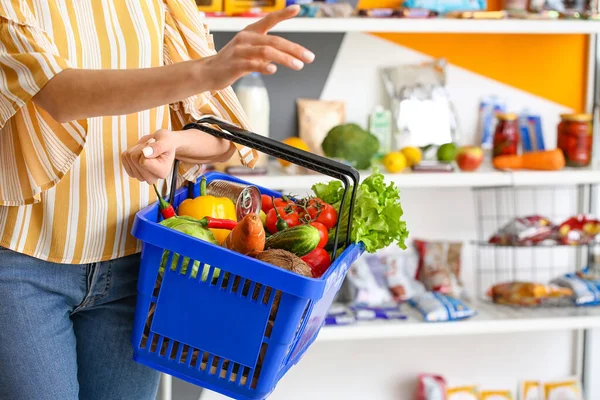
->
<box><xmin>200</xmin><ymin>5</ymin><xmax>315</xmax><ymax>90</ymax></box>
<box><xmin>122</xmin><ymin>7</ymin><xmax>315</xmax><ymax>184</ymax></box>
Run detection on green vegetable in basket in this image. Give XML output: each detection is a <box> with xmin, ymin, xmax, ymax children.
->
<box><xmin>312</xmin><ymin>168</ymin><xmax>409</xmax><ymax>253</ymax></box>
<box><xmin>159</xmin><ymin>216</ymin><xmax>220</xmax><ymax>281</ymax></box>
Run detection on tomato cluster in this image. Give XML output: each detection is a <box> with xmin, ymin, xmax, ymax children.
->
<box><xmin>261</xmin><ymin>194</ymin><xmax>339</xmax><ymax>277</ymax></box>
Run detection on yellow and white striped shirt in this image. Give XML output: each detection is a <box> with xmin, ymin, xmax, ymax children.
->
<box><xmin>0</xmin><ymin>0</ymin><xmax>255</xmax><ymax>264</ymax></box>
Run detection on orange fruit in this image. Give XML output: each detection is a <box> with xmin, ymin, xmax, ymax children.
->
<box><xmin>279</xmin><ymin>137</ymin><xmax>310</xmax><ymax>167</ymax></box>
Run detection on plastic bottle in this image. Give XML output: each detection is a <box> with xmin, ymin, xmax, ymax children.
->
<box><xmin>368</xmin><ymin>106</ymin><xmax>392</xmax><ymax>155</ymax></box>
<box><xmin>235</xmin><ymin>73</ymin><xmax>270</xmax><ymax>167</ymax></box>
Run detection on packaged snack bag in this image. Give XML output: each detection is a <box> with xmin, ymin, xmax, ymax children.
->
<box><xmin>447</xmin><ymin>386</ymin><xmax>479</xmax><ymax>400</ymax></box>
<box><xmin>480</xmin><ymin>390</ymin><xmax>513</xmax><ymax>400</ymax></box>
<box><xmin>488</xmin><ymin>216</ymin><xmax>554</xmax><ymax>246</ymax></box>
<box><xmin>417</xmin><ymin>374</ymin><xmax>447</xmax><ymax>400</ymax></box>
<box><xmin>519</xmin><ymin>381</ymin><xmax>541</xmax><ymax>400</ymax></box>
<box><xmin>409</xmin><ymin>292</ymin><xmax>476</xmax><ymax>322</ymax></box>
<box><xmin>487</xmin><ymin>282</ymin><xmax>573</xmax><ymax>307</ymax></box>
<box><xmin>551</xmin><ymin>272</ymin><xmax>600</xmax><ymax>306</ymax></box>
<box><xmin>557</xmin><ymin>215</ymin><xmax>600</xmax><ymax>245</ymax></box>
<box><xmin>543</xmin><ymin>377</ymin><xmax>582</xmax><ymax>400</ymax></box>
<box><xmin>347</xmin><ymin>249</ymin><xmax>424</xmax><ymax>307</ymax></box>
<box><xmin>414</xmin><ymin>239</ymin><xmax>463</xmax><ymax>298</ymax></box>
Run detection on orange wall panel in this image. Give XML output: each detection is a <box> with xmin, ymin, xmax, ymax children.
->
<box><xmin>373</xmin><ymin>33</ymin><xmax>588</xmax><ymax>111</ymax></box>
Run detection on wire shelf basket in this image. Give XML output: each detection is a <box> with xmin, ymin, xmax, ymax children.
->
<box><xmin>472</xmin><ymin>183</ymin><xmax>600</xmax><ymax>298</ymax></box>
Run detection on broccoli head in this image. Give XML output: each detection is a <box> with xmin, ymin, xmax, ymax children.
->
<box><xmin>321</xmin><ymin>123</ymin><xmax>380</xmax><ymax>170</ymax></box>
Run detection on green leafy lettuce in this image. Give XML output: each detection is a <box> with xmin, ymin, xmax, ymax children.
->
<box><xmin>312</xmin><ymin>169</ymin><xmax>409</xmax><ymax>253</ymax></box>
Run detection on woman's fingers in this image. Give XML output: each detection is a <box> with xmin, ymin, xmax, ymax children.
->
<box><xmin>235</xmin><ymin>45</ymin><xmax>303</xmax><ymax>71</ymax></box>
<box><xmin>245</xmin><ymin>5</ymin><xmax>300</xmax><ymax>35</ymax></box>
<box><xmin>238</xmin><ymin>32</ymin><xmax>314</xmax><ymax>65</ymax></box>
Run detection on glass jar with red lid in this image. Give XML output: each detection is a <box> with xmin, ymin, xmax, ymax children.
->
<box><xmin>557</xmin><ymin>113</ymin><xmax>593</xmax><ymax>167</ymax></box>
<box><xmin>493</xmin><ymin>113</ymin><xmax>520</xmax><ymax>158</ymax></box>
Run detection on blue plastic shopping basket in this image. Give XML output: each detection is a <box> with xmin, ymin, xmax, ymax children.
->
<box><xmin>131</xmin><ymin>116</ymin><xmax>363</xmax><ymax>399</ymax></box>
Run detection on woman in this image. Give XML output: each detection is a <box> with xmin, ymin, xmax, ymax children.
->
<box><xmin>0</xmin><ymin>1</ymin><xmax>314</xmax><ymax>399</ymax></box>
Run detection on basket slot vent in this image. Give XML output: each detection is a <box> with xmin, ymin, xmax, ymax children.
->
<box><xmin>174</xmin><ymin>254</ymin><xmax>185</xmax><ymax>274</ymax></box>
<box><xmin>168</xmin><ymin>341</ymin><xmax>179</xmax><ymax>360</ymax></box>
<box><xmin>176</xmin><ymin>343</ymin><xmax>186</xmax><ymax>363</ymax></box>
<box><xmin>206</xmin><ymin>265</ymin><xmax>217</xmax><ymax>285</ymax></box>
<box><xmin>190</xmin><ymin>349</ymin><xmax>200</xmax><ymax>368</ymax></box>
<box><xmin>240</xmin><ymin>278</ymin><xmax>250</xmax><ymax>297</ymax></box>
<box><xmin>158</xmin><ymin>337</ymin><xmax>168</xmax><ymax>357</ymax></box>
<box><xmin>216</xmin><ymin>270</ymin><xmax>226</xmax><ymax>288</ymax></box>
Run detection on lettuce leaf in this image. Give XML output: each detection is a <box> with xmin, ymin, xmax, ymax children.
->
<box><xmin>313</xmin><ymin>169</ymin><xmax>409</xmax><ymax>253</ymax></box>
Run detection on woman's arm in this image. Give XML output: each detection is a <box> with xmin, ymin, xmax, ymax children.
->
<box><xmin>34</xmin><ymin>6</ymin><xmax>313</xmax><ymax>123</ymax></box>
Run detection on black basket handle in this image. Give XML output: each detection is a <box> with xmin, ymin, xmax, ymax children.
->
<box><xmin>170</xmin><ymin>115</ymin><xmax>359</xmax><ymax>260</ymax></box>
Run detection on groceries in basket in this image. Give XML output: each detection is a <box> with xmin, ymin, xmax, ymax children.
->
<box><xmin>487</xmin><ymin>282</ymin><xmax>573</xmax><ymax>307</ymax></box>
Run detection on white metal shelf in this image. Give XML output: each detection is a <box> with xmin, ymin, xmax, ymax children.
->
<box><xmin>317</xmin><ymin>301</ymin><xmax>600</xmax><ymax>341</ymax></box>
<box><xmin>234</xmin><ymin>165</ymin><xmax>600</xmax><ymax>190</ymax></box>
<box><xmin>205</xmin><ymin>17</ymin><xmax>600</xmax><ymax>34</ymax></box>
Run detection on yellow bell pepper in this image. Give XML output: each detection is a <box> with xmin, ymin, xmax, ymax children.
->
<box><xmin>178</xmin><ymin>177</ymin><xmax>236</xmax><ymax>244</ymax></box>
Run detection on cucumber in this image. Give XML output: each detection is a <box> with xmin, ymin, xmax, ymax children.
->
<box><xmin>265</xmin><ymin>225</ymin><xmax>320</xmax><ymax>257</ymax></box>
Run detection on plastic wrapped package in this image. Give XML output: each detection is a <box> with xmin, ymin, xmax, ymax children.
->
<box><xmin>447</xmin><ymin>386</ymin><xmax>479</xmax><ymax>400</ymax></box>
<box><xmin>488</xmin><ymin>215</ymin><xmax>555</xmax><ymax>246</ymax></box>
<box><xmin>480</xmin><ymin>390</ymin><xmax>513</xmax><ymax>399</ymax></box>
<box><xmin>382</xmin><ymin>59</ymin><xmax>460</xmax><ymax>150</ymax></box>
<box><xmin>543</xmin><ymin>377</ymin><xmax>583</xmax><ymax>400</ymax></box>
<box><xmin>417</xmin><ymin>374</ymin><xmax>447</xmax><ymax>400</ymax></box>
<box><xmin>488</xmin><ymin>282</ymin><xmax>573</xmax><ymax>307</ymax></box>
<box><xmin>409</xmin><ymin>292</ymin><xmax>476</xmax><ymax>322</ymax></box>
<box><xmin>519</xmin><ymin>381</ymin><xmax>541</xmax><ymax>400</ymax></box>
<box><xmin>551</xmin><ymin>271</ymin><xmax>600</xmax><ymax>306</ymax></box>
<box><xmin>347</xmin><ymin>248</ymin><xmax>423</xmax><ymax>307</ymax></box>
<box><xmin>557</xmin><ymin>215</ymin><xmax>600</xmax><ymax>245</ymax></box>
<box><xmin>414</xmin><ymin>239</ymin><xmax>464</xmax><ymax>298</ymax></box>
<box><xmin>402</xmin><ymin>0</ymin><xmax>485</xmax><ymax>14</ymax></box>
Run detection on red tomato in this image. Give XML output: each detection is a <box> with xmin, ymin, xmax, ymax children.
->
<box><xmin>261</xmin><ymin>194</ymin><xmax>275</xmax><ymax>213</ymax></box>
<box><xmin>265</xmin><ymin>207</ymin><xmax>300</xmax><ymax>234</ymax></box>
<box><xmin>306</xmin><ymin>204</ymin><xmax>338</xmax><ymax>230</ymax></box>
<box><xmin>273</xmin><ymin>197</ymin><xmax>295</xmax><ymax>209</ymax></box>
<box><xmin>311</xmin><ymin>221</ymin><xmax>329</xmax><ymax>248</ymax></box>
<box><xmin>301</xmin><ymin>248</ymin><xmax>331</xmax><ymax>278</ymax></box>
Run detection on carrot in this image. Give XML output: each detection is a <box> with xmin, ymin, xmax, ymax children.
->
<box><xmin>493</xmin><ymin>149</ymin><xmax>565</xmax><ymax>171</ymax></box>
<box><xmin>222</xmin><ymin>213</ymin><xmax>266</xmax><ymax>257</ymax></box>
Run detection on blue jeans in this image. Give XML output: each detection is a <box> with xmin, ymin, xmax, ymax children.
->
<box><xmin>0</xmin><ymin>248</ymin><xmax>160</xmax><ymax>400</ymax></box>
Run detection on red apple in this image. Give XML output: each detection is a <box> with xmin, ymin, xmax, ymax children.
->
<box><xmin>456</xmin><ymin>146</ymin><xmax>483</xmax><ymax>172</ymax></box>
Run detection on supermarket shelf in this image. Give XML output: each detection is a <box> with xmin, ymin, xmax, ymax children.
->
<box><xmin>317</xmin><ymin>301</ymin><xmax>600</xmax><ymax>341</ymax></box>
<box><xmin>205</xmin><ymin>17</ymin><xmax>600</xmax><ymax>34</ymax></box>
<box><xmin>234</xmin><ymin>165</ymin><xmax>600</xmax><ymax>190</ymax></box>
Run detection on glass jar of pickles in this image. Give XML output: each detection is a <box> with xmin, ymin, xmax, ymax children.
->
<box><xmin>493</xmin><ymin>113</ymin><xmax>520</xmax><ymax>158</ymax></box>
<box><xmin>557</xmin><ymin>113</ymin><xmax>593</xmax><ymax>167</ymax></box>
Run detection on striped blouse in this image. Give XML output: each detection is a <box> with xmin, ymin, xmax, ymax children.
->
<box><xmin>0</xmin><ymin>0</ymin><xmax>257</xmax><ymax>264</ymax></box>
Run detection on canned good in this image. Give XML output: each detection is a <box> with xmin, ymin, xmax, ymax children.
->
<box><xmin>493</xmin><ymin>113</ymin><xmax>520</xmax><ymax>158</ymax></box>
<box><xmin>206</xmin><ymin>180</ymin><xmax>261</xmax><ymax>221</ymax></box>
<box><xmin>557</xmin><ymin>113</ymin><xmax>593</xmax><ymax>167</ymax></box>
